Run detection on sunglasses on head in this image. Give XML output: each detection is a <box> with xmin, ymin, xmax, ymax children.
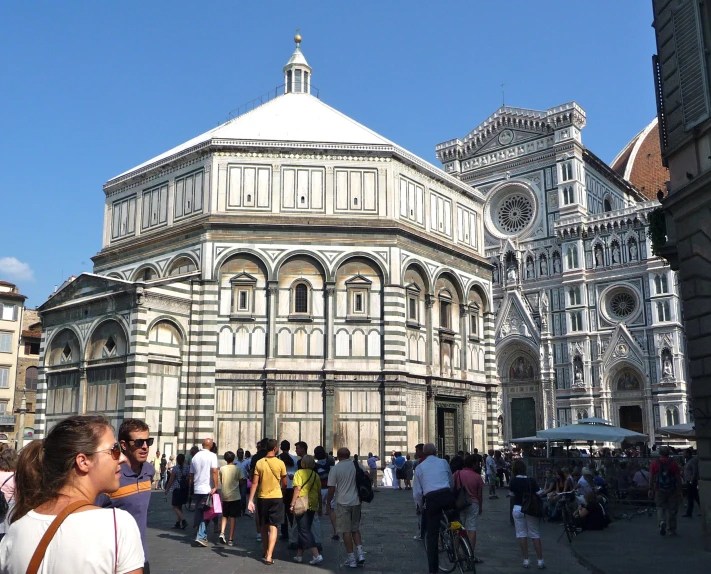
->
<box><xmin>92</xmin><ymin>443</ymin><xmax>122</xmax><ymax>461</ymax></box>
<box><xmin>127</xmin><ymin>438</ymin><xmax>154</xmax><ymax>448</ymax></box>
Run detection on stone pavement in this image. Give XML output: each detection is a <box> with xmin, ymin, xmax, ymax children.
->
<box><xmin>144</xmin><ymin>487</ymin><xmax>590</xmax><ymax>574</ymax></box>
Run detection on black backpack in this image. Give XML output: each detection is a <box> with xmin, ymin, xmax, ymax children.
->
<box><xmin>354</xmin><ymin>461</ymin><xmax>374</xmax><ymax>503</ymax></box>
<box><xmin>657</xmin><ymin>461</ymin><xmax>676</xmax><ymax>491</ymax></box>
<box><xmin>178</xmin><ymin>465</ymin><xmax>190</xmax><ymax>492</ymax></box>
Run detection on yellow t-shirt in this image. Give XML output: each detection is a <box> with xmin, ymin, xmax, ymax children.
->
<box><xmin>255</xmin><ymin>457</ymin><xmax>287</xmax><ymax>499</ymax></box>
<box><xmin>219</xmin><ymin>464</ymin><xmax>244</xmax><ymax>502</ymax></box>
<box><xmin>293</xmin><ymin>468</ymin><xmax>320</xmax><ymax>511</ymax></box>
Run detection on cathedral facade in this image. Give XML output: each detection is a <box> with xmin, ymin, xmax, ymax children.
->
<box><xmin>436</xmin><ymin>109</ymin><xmax>689</xmax><ymax>444</ymax></box>
<box><xmin>34</xmin><ymin>40</ymin><xmax>496</xmax><ymax>459</ymax></box>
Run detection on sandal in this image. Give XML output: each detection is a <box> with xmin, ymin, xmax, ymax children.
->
<box><xmin>262</xmin><ymin>558</ymin><xmax>274</xmax><ymax>565</ymax></box>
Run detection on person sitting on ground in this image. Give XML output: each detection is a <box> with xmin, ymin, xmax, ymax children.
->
<box><xmin>592</xmin><ymin>470</ymin><xmax>607</xmax><ymax>494</ymax></box>
<box><xmin>632</xmin><ymin>465</ymin><xmax>650</xmax><ymax>490</ymax></box>
<box><xmin>574</xmin><ymin>491</ymin><xmax>609</xmax><ymax>531</ymax></box>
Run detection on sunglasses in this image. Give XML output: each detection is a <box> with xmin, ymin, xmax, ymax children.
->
<box><xmin>127</xmin><ymin>438</ymin><xmax>154</xmax><ymax>449</ymax></box>
<box><xmin>92</xmin><ymin>443</ymin><xmax>122</xmax><ymax>461</ymax></box>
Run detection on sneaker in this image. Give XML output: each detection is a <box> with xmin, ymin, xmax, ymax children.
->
<box><xmin>357</xmin><ymin>552</ymin><xmax>365</xmax><ymax>565</ymax></box>
<box><xmin>172</xmin><ymin>521</ymin><xmax>182</xmax><ymax>529</ymax></box>
<box><xmin>537</xmin><ymin>560</ymin><xmax>545</xmax><ymax>569</ymax></box>
<box><xmin>344</xmin><ymin>557</ymin><xmax>358</xmax><ymax>568</ymax></box>
<box><xmin>523</xmin><ymin>559</ymin><xmax>530</xmax><ymax>569</ymax></box>
<box><xmin>257</xmin><ymin>534</ymin><xmax>262</xmax><ymax>542</ymax></box>
<box><xmin>293</xmin><ymin>556</ymin><xmax>303</xmax><ymax>563</ymax></box>
<box><xmin>413</xmin><ymin>535</ymin><xmax>422</xmax><ymax>540</ymax></box>
<box><xmin>310</xmin><ymin>555</ymin><xmax>324</xmax><ymax>566</ymax></box>
<box><xmin>660</xmin><ymin>521</ymin><xmax>667</xmax><ymax>536</ymax></box>
<box><xmin>227</xmin><ymin>540</ymin><xmax>234</xmax><ymax>546</ymax></box>
<box><xmin>331</xmin><ymin>534</ymin><xmax>340</xmax><ymax>541</ymax></box>
<box><xmin>195</xmin><ymin>538</ymin><xmax>209</xmax><ymax>547</ymax></box>
<box><xmin>218</xmin><ymin>533</ymin><xmax>227</xmax><ymax>544</ymax></box>
<box><xmin>181</xmin><ymin>519</ymin><xmax>188</xmax><ymax>529</ymax></box>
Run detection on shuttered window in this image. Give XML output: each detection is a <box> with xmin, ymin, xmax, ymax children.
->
<box><xmin>673</xmin><ymin>0</ymin><xmax>710</xmax><ymax>129</ymax></box>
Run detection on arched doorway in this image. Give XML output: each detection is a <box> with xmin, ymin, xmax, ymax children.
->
<box><xmin>608</xmin><ymin>364</ymin><xmax>646</xmax><ymax>434</ymax></box>
<box><xmin>497</xmin><ymin>342</ymin><xmax>540</xmax><ymax>442</ymax></box>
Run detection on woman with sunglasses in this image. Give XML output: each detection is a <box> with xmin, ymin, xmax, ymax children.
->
<box><xmin>0</xmin><ymin>415</ymin><xmax>144</xmax><ymax>573</ymax></box>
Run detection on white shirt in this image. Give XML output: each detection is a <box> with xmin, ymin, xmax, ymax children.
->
<box><xmin>190</xmin><ymin>449</ymin><xmax>218</xmax><ymax>495</ymax></box>
<box><xmin>485</xmin><ymin>455</ymin><xmax>497</xmax><ymax>476</ymax></box>
<box><xmin>327</xmin><ymin>459</ymin><xmax>360</xmax><ymax>506</ymax></box>
<box><xmin>281</xmin><ymin>454</ymin><xmax>299</xmax><ymax>488</ymax></box>
<box><xmin>413</xmin><ymin>455</ymin><xmax>454</xmax><ymax>507</ymax></box>
<box><xmin>0</xmin><ymin>507</ymin><xmax>144</xmax><ymax>574</ymax></box>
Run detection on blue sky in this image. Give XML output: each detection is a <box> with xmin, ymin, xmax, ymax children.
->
<box><xmin>0</xmin><ymin>1</ymin><xmax>658</xmax><ymax>308</ymax></box>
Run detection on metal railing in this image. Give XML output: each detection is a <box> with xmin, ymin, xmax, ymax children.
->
<box><xmin>221</xmin><ymin>83</ymin><xmax>320</xmax><ymax>125</ymax></box>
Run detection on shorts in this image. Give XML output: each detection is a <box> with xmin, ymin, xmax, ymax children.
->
<box><xmin>460</xmin><ymin>503</ymin><xmax>480</xmax><ymax>532</ymax></box>
<box><xmin>335</xmin><ymin>504</ymin><xmax>362</xmax><ymax>533</ymax></box>
<box><xmin>396</xmin><ymin>469</ymin><xmax>406</xmax><ymax>480</ymax></box>
<box><xmin>222</xmin><ymin>500</ymin><xmax>242</xmax><ymax>518</ymax></box>
<box><xmin>512</xmin><ymin>507</ymin><xmax>540</xmax><ymax>539</ymax></box>
<box><xmin>257</xmin><ymin>498</ymin><xmax>285</xmax><ymax>527</ymax></box>
<box><xmin>171</xmin><ymin>489</ymin><xmax>188</xmax><ymax>507</ymax></box>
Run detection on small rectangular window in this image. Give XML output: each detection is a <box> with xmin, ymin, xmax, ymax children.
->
<box><xmin>408</xmin><ymin>297</ymin><xmax>417</xmax><ymax>322</ymax></box>
<box><xmin>0</xmin><ymin>401</ymin><xmax>6</xmax><ymax>415</ymax></box>
<box><xmin>440</xmin><ymin>301</ymin><xmax>451</xmax><ymax>330</ymax></box>
<box><xmin>354</xmin><ymin>293</ymin><xmax>363</xmax><ymax>313</ymax></box>
<box><xmin>1</xmin><ymin>305</ymin><xmax>15</xmax><ymax>321</ymax></box>
<box><xmin>295</xmin><ymin>69</ymin><xmax>302</xmax><ymax>93</ymax></box>
<box><xmin>0</xmin><ymin>333</ymin><xmax>11</xmax><ymax>353</ymax></box>
<box><xmin>0</xmin><ymin>368</ymin><xmax>9</xmax><ymax>388</ymax></box>
<box><xmin>238</xmin><ymin>290</ymin><xmax>249</xmax><ymax>311</ymax></box>
<box><xmin>470</xmin><ymin>314</ymin><xmax>478</xmax><ymax>336</ymax></box>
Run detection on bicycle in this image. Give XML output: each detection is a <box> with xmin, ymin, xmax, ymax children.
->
<box><xmin>423</xmin><ymin>509</ymin><xmax>477</xmax><ymax>573</ymax></box>
<box><xmin>556</xmin><ymin>492</ymin><xmax>582</xmax><ymax>544</ymax></box>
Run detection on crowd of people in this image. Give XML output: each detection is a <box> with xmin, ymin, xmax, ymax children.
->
<box><xmin>0</xmin><ymin>415</ymin><xmax>700</xmax><ymax>573</ymax></box>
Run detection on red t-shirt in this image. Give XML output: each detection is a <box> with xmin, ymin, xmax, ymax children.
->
<box><xmin>649</xmin><ymin>457</ymin><xmax>680</xmax><ymax>491</ymax></box>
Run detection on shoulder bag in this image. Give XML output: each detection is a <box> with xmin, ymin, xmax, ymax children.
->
<box><xmin>453</xmin><ymin>471</ymin><xmax>472</xmax><ymax>511</ymax></box>
<box><xmin>26</xmin><ymin>501</ymin><xmax>119</xmax><ymax>574</ymax></box>
<box><xmin>293</xmin><ymin>470</ymin><xmax>317</xmax><ymax>516</ymax></box>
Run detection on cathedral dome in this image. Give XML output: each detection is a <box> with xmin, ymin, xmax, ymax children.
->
<box><xmin>610</xmin><ymin>117</ymin><xmax>669</xmax><ymax>200</ymax></box>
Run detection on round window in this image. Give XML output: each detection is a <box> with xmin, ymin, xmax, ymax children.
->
<box><xmin>602</xmin><ymin>286</ymin><xmax>641</xmax><ymax>324</ymax></box>
<box><xmin>496</xmin><ymin>194</ymin><xmax>534</xmax><ymax>234</ymax></box>
<box><xmin>484</xmin><ymin>183</ymin><xmax>538</xmax><ymax>239</ymax></box>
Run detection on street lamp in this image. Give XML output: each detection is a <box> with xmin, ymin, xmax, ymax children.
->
<box><xmin>15</xmin><ymin>387</ymin><xmax>27</xmax><ymax>450</ymax></box>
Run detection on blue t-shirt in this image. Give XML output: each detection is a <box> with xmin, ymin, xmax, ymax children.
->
<box><xmin>394</xmin><ymin>456</ymin><xmax>406</xmax><ymax>469</ymax></box>
<box><xmin>96</xmin><ymin>462</ymin><xmax>155</xmax><ymax>560</ymax></box>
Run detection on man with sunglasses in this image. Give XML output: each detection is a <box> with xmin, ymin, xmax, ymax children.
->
<box><xmin>96</xmin><ymin>418</ymin><xmax>156</xmax><ymax>574</ymax></box>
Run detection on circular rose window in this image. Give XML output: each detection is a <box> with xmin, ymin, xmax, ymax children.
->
<box><xmin>601</xmin><ymin>285</ymin><xmax>641</xmax><ymax>324</ymax></box>
<box><xmin>610</xmin><ymin>292</ymin><xmax>636</xmax><ymax>318</ymax></box>
<box><xmin>496</xmin><ymin>194</ymin><xmax>534</xmax><ymax>234</ymax></box>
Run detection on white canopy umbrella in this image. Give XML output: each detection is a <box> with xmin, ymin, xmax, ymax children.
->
<box><xmin>536</xmin><ymin>422</ymin><xmax>648</xmax><ymax>443</ymax></box>
<box><xmin>510</xmin><ymin>436</ymin><xmax>547</xmax><ymax>443</ymax></box>
<box><xmin>658</xmin><ymin>422</ymin><xmax>695</xmax><ymax>440</ymax></box>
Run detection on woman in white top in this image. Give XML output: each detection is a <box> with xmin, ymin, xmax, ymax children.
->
<box><xmin>0</xmin><ymin>414</ymin><xmax>145</xmax><ymax>574</ymax></box>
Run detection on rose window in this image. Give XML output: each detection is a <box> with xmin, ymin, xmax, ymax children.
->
<box><xmin>496</xmin><ymin>194</ymin><xmax>534</xmax><ymax>234</ymax></box>
<box><xmin>610</xmin><ymin>292</ymin><xmax>636</xmax><ymax>319</ymax></box>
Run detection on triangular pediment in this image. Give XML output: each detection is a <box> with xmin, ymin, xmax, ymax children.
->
<box><xmin>345</xmin><ymin>274</ymin><xmax>372</xmax><ymax>286</ymax></box>
<box><xmin>494</xmin><ymin>291</ymin><xmax>540</xmax><ymax>345</ymax></box>
<box><xmin>230</xmin><ymin>272</ymin><xmax>257</xmax><ymax>285</ymax></box>
<box><xmin>38</xmin><ymin>273</ymin><xmax>134</xmax><ymax>312</ymax></box>
<box><xmin>601</xmin><ymin>323</ymin><xmax>645</xmax><ymax>370</ymax></box>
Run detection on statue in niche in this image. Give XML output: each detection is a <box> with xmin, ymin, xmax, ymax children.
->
<box><xmin>509</xmin><ymin>356</ymin><xmax>534</xmax><ymax>380</ymax></box>
<box><xmin>540</xmin><ymin>256</ymin><xmax>548</xmax><ymax>276</ymax></box>
<box><xmin>539</xmin><ymin>290</ymin><xmax>549</xmax><ymax>330</ymax></box>
<box><xmin>492</xmin><ymin>264</ymin><xmax>499</xmax><ymax>284</ymax></box>
<box><xmin>574</xmin><ymin>364</ymin><xmax>584</xmax><ymax>386</ymax></box>
<box><xmin>629</xmin><ymin>241</ymin><xmax>638</xmax><ymax>261</ymax></box>
<box><xmin>616</xmin><ymin>369</ymin><xmax>641</xmax><ymax>391</ymax></box>
<box><xmin>663</xmin><ymin>357</ymin><xmax>673</xmax><ymax>377</ymax></box>
<box><xmin>526</xmin><ymin>259</ymin><xmax>534</xmax><ymax>279</ymax></box>
<box><xmin>507</xmin><ymin>265</ymin><xmax>518</xmax><ymax>283</ymax></box>
<box><xmin>612</xmin><ymin>243</ymin><xmax>621</xmax><ymax>264</ymax></box>
<box><xmin>552</xmin><ymin>254</ymin><xmax>561</xmax><ymax>274</ymax></box>
<box><xmin>594</xmin><ymin>245</ymin><xmax>604</xmax><ymax>267</ymax></box>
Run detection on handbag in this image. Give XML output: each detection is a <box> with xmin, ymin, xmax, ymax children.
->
<box><xmin>204</xmin><ymin>493</ymin><xmax>222</xmax><ymax>521</ymax></box>
<box><xmin>521</xmin><ymin>477</ymin><xmax>543</xmax><ymax>517</ymax></box>
<box><xmin>453</xmin><ymin>471</ymin><xmax>472</xmax><ymax>511</ymax></box>
<box><xmin>293</xmin><ymin>470</ymin><xmax>316</xmax><ymax>517</ymax></box>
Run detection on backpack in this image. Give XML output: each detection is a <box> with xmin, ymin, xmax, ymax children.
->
<box><xmin>354</xmin><ymin>461</ymin><xmax>374</xmax><ymax>503</ymax></box>
<box><xmin>0</xmin><ymin>475</ymin><xmax>13</xmax><ymax>523</ymax></box>
<box><xmin>521</xmin><ymin>477</ymin><xmax>543</xmax><ymax>518</ymax></box>
<box><xmin>657</xmin><ymin>461</ymin><xmax>676</xmax><ymax>491</ymax></box>
<box><xmin>178</xmin><ymin>465</ymin><xmax>190</xmax><ymax>492</ymax></box>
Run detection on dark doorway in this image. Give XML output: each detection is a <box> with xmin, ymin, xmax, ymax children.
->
<box><xmin>619</xmin><ymin>405</ymin><xmax>644</xmax><ymax>433</ymax></box>
<box><xmin>437</xmin><ymin>407</ymin><xmax>458</xmax><ymax>458</ymax></box>
<box><xmin>511</xmin><ymin>397</ymin><xmax>536</xmax><ymax>439</ymax></box>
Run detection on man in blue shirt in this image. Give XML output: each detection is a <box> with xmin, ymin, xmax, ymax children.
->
<box><xmin>97</xmin><ymin>419</ymin><xmax>155</xmax><ymax>574</ymax></box>
<box><xmin>413</xmin><ymin>443</ymin><xmax>454</xmax><ymax>574</ymax></box>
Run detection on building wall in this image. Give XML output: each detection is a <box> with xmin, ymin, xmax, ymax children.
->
<box><xmin>0</xmin><ymin>284</ymin><xmax>26</xmax><ymax>438</ymax></box>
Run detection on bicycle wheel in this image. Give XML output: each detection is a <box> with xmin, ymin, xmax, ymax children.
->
<box><xmin>438</xmin><ymin>530</ymin><xmax>457</xmax><ymax>573</ymax></box>
<box><xmin>456</xmin><ymin>534</ymin><xmax>476</xmax><ymax>574</ymax></box>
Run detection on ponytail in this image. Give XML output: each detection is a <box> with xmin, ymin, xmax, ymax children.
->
<box><xmin>11</xmin><ymin>415</ymin><xmax>110</xmax><ymax>522</ymax></box>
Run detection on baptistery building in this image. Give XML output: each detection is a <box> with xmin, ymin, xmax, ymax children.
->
<box><xmin>436</xmin><ymin>110</ymin><xmax>689</xmax><ymax>444</ymax></box>
<box><xmin>35</xmin><ymin>39</ymin><xmax>496</xmax><ymax>458</ymax></box>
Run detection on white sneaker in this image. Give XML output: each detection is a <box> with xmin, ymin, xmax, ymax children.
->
<box><xmin>523</xmin><ymin>558</ymin><xmax>530</xmax><ymax>569</ymax></box>
<box><xmin>256</xmin><ymin>534</ymin><xmax>262</xmax><ymax>542</ymax></box>
<box><xmin>293</xmin><ymin>556</ymin><xmax>303</xmax><ymax>563</ymax></box>
<box><xmin>537</xmin><ymin>560</ymin><xmax>545</xmax><ymax>569</ymax></box>
<box><xmin>357</xmin><ymin>552</ymin><xmax>365</xmax><ymax>565</ymax></box>
<box><xmin>310</xmin><ymin>555</ymin><xmax>324</xmax><ymax>565</ymax></box>
<box><xmin>344</xmin><ymin>557</ymin><xmax>358</xmax><ymax>568</ymax></box>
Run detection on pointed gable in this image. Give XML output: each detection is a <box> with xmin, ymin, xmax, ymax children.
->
<box><xmin>600</xmin><ymin>323</ymin><xmax>645</xmax><ymax>370</ymax></box>
<box><xmin>494</xmin><ymin>291</ymin><xmax>540</xmax><ymax>344</ymax></box>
